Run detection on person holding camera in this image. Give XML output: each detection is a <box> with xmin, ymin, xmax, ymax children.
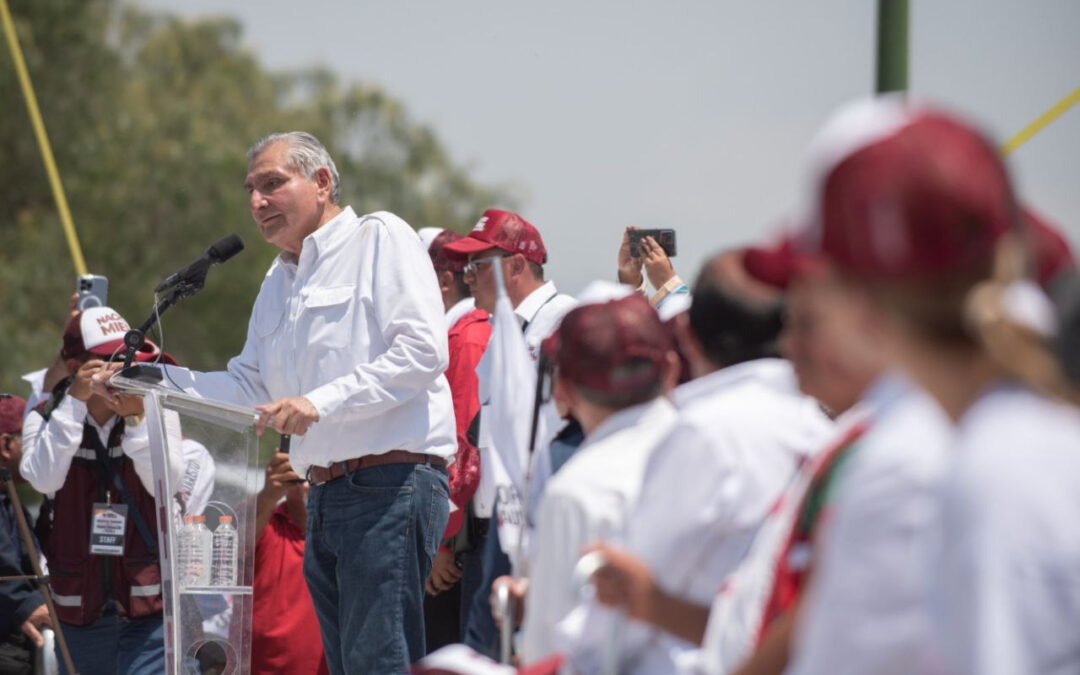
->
<box><xmin>20</xmin><ymin>307</ymin><xmax>182</xmax><ymax>675</ymax></box>
<box><xmin>617</xmin><ymin>226</ymin><xmax>689</xmax><ymax>313</ymax></box>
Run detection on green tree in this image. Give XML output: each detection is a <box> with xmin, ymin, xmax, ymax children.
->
<box><xmin>0</xmin><ymin>0</ymin><xmax>514</xmax><ymax>395</ymax></box>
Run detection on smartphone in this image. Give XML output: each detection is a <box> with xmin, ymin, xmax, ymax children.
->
<box><xmin>76</xmin><ymin>275</ymin><xmax>109</xmax><ymax>311</ymax></box>
<box><xmin>629</xmin><ymin>229</ymin><xmax>677</xmax><ymax>258</ymax></box>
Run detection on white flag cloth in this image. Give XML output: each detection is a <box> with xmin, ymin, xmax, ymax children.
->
<box><xmin>488</xmin><ymin>262</ymin><xmax>541</xmax><ymax>496</ymax></box>
<box><xmin>487</xmin><ymin>263</ymin><xmax>550</xmax><ymax>570</ymax></box>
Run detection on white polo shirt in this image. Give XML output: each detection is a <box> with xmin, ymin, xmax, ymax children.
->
<box><xmin>787</xmin><ymin>375</ymin><xmax>952</xmax><ymax>675</ymax></box>
<box><xmin>521</xmin><ymin>396</ymin><xmax>678</xmax><ymax>665</ymax></box>
<box><xmin>927</xmin><ymin>383</ymin><xmax>1080</xmax><ymax>675</ymax></box>
<box><xmin>558</xmin><ymin>359</ymin><xmax>833</xmax><ymax>674</ymax></box>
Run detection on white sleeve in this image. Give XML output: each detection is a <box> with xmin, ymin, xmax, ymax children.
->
<box><xmin>19</xmin><ymin>396</ymin><xmax>88</xmax><ymax>495</ymax></box>
<box><xmin>119</xmin><ymin>411</ymin><xmax>187</xmax><ymax>496</ymax></box>
<box><xmin>521</xmin><ymin>492</ymin><xmax>591</xmax><ymax>665</ymax></box>
<box><xmin>304</xmin><ymin>216</ymin><xmax>449</xmax><ymax>420</ymax></box>
<box><xmin>159</xmin><ymin>307</ymin><xmax>273</xmax><ymax>407</ymax></box>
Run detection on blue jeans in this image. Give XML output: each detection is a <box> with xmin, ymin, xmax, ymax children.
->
<box><xmin>462</xmin><ymin>523</ymin><xmax>511</xmax><ymax>658</ymax></box>
<box><xmin>57</xmin><ymin>609</ymin><xmax>164</xmax><ymax>675</ymax></box>
<box><xmin>305</xmin><ymin>462</ymin><xmax>449</xmax><ymax>674</ymax></box>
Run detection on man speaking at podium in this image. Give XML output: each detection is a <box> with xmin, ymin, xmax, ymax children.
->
<box><xmin>116</xmin><ymin>132</ymin><xmax>455</xmax><ymax>673</ymax></box>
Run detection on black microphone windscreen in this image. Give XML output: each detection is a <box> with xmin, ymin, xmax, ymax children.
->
<box><xmin>207</xmin><ymin>234</ymin><xmax>244</xmax><ymax>263</ymax></box>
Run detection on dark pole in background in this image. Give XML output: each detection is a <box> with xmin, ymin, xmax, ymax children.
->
<box><xmin>876</xmin><ymin>0</ymin><xmax>909</xmax><ymax>93</ymax></box>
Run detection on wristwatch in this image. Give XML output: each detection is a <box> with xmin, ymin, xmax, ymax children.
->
<box><xmin>124</xmin><ymin>413</ymin><xmax>145</xmax><ymax>427</ymax></box>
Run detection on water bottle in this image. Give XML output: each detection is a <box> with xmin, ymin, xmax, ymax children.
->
<box><xmin>211</xmin><ymin>516</ymin><xmax>238</xmax><ymax>587</ymax></box>
<box><xmin>177</xmin><ymin>515</ymin><xmax>200</xmax><ymax>588</ymax></box>
<box><xmin>193</xmin><ymin>516</ymin><xmax>213</xmax><ymax>586</ymax></box>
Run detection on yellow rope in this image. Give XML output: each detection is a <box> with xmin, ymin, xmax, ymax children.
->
<box><xmin>0</xmin><ymin>0</ymin><xmax>87</xmax><ymax>275</ymax></box>
<box><xmin>1001</xmin><ymin>86</ymin><xmax>1080</xmax><ymax>156</ymax></box>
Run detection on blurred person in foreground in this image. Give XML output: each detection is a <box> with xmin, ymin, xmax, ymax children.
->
<box><xmin>251</xmin><ymin>449</ymin><xmax>327</xmax><ymax>675</ymax></box>
<box><xmin>560</xmin><ymin>250</ymin><xmax>833</xmax><ymax>673</ymax></box>
<box><xmin>0</xmin><ymin>394</ymin><xmax>51</xmax><ymax>675</ymax></box>
<box><xmin>490</xmin><ymin>288</ymin><xmax>682</xmax><ymax>665</ymax></box>
<box><xmin>734</xmin><ymin>99</ymin><xmax>1080</xmax><ymax>675</ymax></box>
<box><xmin>442</xmin><ymin>209</ymin><xmax>577</xmax><ymax>656</ymax></box>
<box><xmin>21</xmin><ymin>307</ymin><xmax>184</xmax><ymax>675</ymax></box>
<box><xmin>98</xmin><ymin>131</ymin><xmax>455</xmax><ymax>672</ymax></box>
<box><xmin>417</xmin><ymin>227</ymin><xmax>489</xmax><ymax>649</ymax></box>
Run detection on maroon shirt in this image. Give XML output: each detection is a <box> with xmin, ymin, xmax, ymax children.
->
<box><xmin>251</xmin><ymin>503</ymin><xmax>328</xmax><ymax>675</ymax></box>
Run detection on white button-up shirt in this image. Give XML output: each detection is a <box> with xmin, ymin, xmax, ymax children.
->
<box><xmin>558</xmin><ymin>359</ymin><xmax>833</xmax><ymax>674</ymax></box>
<box><xmin>521</xmin><ymin>397</ymin><xmax>678</xmax><ymax>665</ymax></box>
<box><xmin>164</xmin><ymin>207</ymin><xmax>455</xmax><ymax>479</ymax></box>
<box><xmin>788</xmin><ymin>375</ymin><xmax>951</xmax><ymax>675</ymax></box>
<box><xmin>927</xmin><ymin>383</ymin><xmax>1080</xmax><ymax>675</ymax></box>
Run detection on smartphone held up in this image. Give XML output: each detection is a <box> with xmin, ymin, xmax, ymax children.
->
<box><xmin>628</xmin><ymin>229</ymin><xmax>677</xmax><ymax>259</ymax></box>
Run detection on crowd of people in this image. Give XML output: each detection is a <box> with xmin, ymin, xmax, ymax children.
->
<box><xmin>2</xmin><ymin>95</ymin><xmax>1079</xmax><ymax>675</ymax></box>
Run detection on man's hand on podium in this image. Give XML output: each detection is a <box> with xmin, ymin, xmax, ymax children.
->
<box><xmin>256</xmin><ymin>397</ymin><xmax>319</xmax><ymax>437</ymax></box>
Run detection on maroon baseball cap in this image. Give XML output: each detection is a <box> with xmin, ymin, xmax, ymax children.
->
<box><xmin>1024</xmin><ymin>208</ymin><xmax>1075</xmax><ymax>291</ymax></box>
<box><xmin>428</xmin><ymin>229</ymin><xmax>467</xmax><ymax>273</ymax></box>
<box><xmin>800</xmin><ymin>98</ymin><xmax>1015</xmax><ymax>282</ymax></box>
<box><xmin>545</xmin><ymin>293</ymin><xmax>671</xmax><ymax>393</ymax></box>
<box><xmin>741</xmin><ymin>232</ymin><xmax>831</xmax><ymax>290</ymax></box>
<box><xmin>0</xmin><ymin>395</ymin><xmax>26</xmax><ymax>435</ymax></box>
<box><xmin>442</xmin><ymin>209</ymin><xmax>547</xmax><ymax>266</ymax></box>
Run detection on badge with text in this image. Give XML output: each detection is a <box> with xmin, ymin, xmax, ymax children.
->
<box><xmin>90</xmin><ymin>503</ymin><xmax>128</xmax><ymax>556</ymax></box>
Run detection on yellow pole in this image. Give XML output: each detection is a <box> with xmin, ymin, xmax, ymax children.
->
<box><xmin>1001</xmin><ymin>86</ymin><xmax>1080</xmax><ymax>156</ymax></box>
<box><xmin>0</xmin><ymin>0</ymin><xmax>88</xmax><ymax>275</ymax></box>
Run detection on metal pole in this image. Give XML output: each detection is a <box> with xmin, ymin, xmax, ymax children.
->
<box><xmin>876</xmin><ymin>0</ymin><xmax>909</xmax><ymax>93</ymax></box>
<box><xmin>1</xmin><ymin>469</ymin><xmax>79</xmax><ymax>674</ymax></box>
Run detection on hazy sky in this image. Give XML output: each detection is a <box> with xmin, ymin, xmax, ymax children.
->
<box><xmin>141</xmin><ymin>0</ymin><xmax>1079</xmax><ymax>295</ymax></box>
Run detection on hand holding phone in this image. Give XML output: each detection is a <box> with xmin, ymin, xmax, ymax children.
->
<box><xmin>76</xmin><ymin>275</ymin><xmax>109</xmax><ymax>311</ymax></box>
<box><xmin>628</xmin><ymin>229</ymin><xmax>677</xmax><ymax>259</ymax></box>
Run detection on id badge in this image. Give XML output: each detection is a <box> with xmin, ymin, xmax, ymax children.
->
<box><xmin>90</xmin><ymin>503</ymin><xmax>128</xmax><ymax>556</ymax></box>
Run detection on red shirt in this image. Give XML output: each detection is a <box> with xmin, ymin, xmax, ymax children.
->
<box><xmin>442</xmin><ymin>308</ymin><xmax>491</xmax><ymax>542</ymax></box>
<box><xmin>251</xmin><ymin>503</ymin><xmax>328</xmax><ymax>675</ymax></box>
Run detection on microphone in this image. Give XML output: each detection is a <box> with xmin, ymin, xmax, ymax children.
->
<box><xmin>154</xmin><ymin>234</ymin><xmax>244</xmax><ymax>293</ymax></box>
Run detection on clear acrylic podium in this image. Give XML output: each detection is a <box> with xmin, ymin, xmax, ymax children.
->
<box><xmin>111</xmin><ymin>375</ymin><xmax>261</xmax><ymax>675</ymax></box>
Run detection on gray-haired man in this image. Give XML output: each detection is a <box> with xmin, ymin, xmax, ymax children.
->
<box><xmin>120</xmin><ymin>132</ymin><xmax>456</xmax><ymax>672</ymax></box>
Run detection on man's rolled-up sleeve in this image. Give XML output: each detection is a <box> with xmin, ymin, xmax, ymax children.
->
<box><xmin>305</xmin><ymin>216</ymin><xmax>449</xmax><ymax>420</ymax></box>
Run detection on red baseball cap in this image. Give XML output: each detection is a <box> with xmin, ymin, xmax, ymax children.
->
<box><xmin>742</xmin><ymin>232</ymin><xmax>830</xmax><ymax>290</ymax></box>
<box><xmin>61</xmin><ymin>306</ymin><xmax>158</xmax><ymax>362</ymax></box>
<box><xmin>801</xmin><ymin>98</ymin><xmax>1016</xmax><ymax>282</ymax></box>
<box><xmin>546</xmin><ymin>293</ymin><xmax>671</xmax><ymax>393</ymax></box>
<box><xmin>442</xmin><ymin>209</ymin><xmax>547</xmax><ymax>266</ymax></box>
<box><xmin>1024</xmin><ymin>208</ymin><xmax>1075</xmax><ymax>291</ymax></box>
<box><xmin>428</xmin><ymin>229</ymin><xmax>467</xmax><ymax>273</ymax></box>
<box><xmin>0</xmin><ymin>394</ymin><xmax>26</xmax><ymax>435</ymax></box>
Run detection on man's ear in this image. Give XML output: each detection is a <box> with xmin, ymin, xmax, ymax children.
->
<box><xmin>0</xmin><ymin>434</ymin><xmax>12</xmax><ymax>463</ymax></box>
<box><xmin>313</xmin><ymin>166</ymin><xmax>334</xmax><ymax>202</ymax></box>
<box><xmin>437</xmin><ymin>270</ymin><xmax>454</xmax><ymax>294</ymax></box>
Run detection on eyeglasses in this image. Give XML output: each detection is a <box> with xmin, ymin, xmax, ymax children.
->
<box><xmin>463</xmin><ymin>253</ymin><xmax>511</xmax><ymax>276</ymax></box>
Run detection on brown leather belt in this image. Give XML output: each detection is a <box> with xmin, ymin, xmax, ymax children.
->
<box><xmin>306</xmin><ymin>450</ymin><xmax>446</xmax><ymax>487</ymax></box>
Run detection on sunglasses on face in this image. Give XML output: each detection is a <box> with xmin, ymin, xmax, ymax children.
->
<box><xmin>463</xmin><ymin>253</ymin><xmax>512</xmax><ymax>276</ymax></box>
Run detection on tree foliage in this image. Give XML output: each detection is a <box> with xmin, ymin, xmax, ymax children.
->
<box><xmin>0</xmin><ymin>0</ymin><xmax>513</xmax><ymax>394</ymax></box>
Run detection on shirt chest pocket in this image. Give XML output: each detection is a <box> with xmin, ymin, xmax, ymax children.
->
<box><xmin>298</xmin><ymin>285</ymin><xmax>356</xmax><ymax>351</ymax></box>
